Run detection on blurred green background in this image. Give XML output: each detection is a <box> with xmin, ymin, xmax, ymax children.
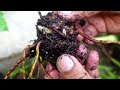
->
<box><xmin>96</xmin><ymin>35</ymin><xmax>120</xmax><ymax>79</ymax></box>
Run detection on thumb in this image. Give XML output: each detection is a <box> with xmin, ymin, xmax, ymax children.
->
<box><xmin>56</xmin><ymin>54</ymin><xmax>92</xmax><ymax>79</ymax></box>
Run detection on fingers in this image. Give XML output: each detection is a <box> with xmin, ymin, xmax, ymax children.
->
<box><xmin>56</xmin><ymin>54</ymin><xmax>92</xmax><ymax>79</ymax></box>
<box><xmin>76</xmin><ymin>44</ymin><xmax>100</xmax><ymax>79</ymax></box>
<box><xmin>85</xmin><ymin>50</ymin><xmax>99</xmax><ymax>78</ymax></box>
<box><xmin>55</xmin><ymin>11</ymin><xmax>120</xmax><ymax>21</ymax></box>
<box><xmin>44</xmin><ymin>63</ymin><xmax>59</xmax><ymax>79</ymax></box>
<box><xmin>45</xmin><ymin>50</ymin><xmax>99</xmax><ymax>79</ymax></box>
<box><xmin>103</xmin><ymin>14</ymin><xmax>120</xmax><ymax>33</ymax></box>
<box><xmin>56</xmin><ymin>11</ymin><xmax>120</xmax><ymax>34</ymax></box>
<box><xmin>76</xmin><ymin>34</ymin><xmax>84</xmax><ymax>41</ymax></box>
<box><xmin>87</xmin><ymin>69</ymin><xmax>99</xmax><ymax>79</ymax></box>
<box><xmin>45</xmin><ymin>44</ymin><xmax>92</xmax><ymax>79</ymax></box>
<box><xmin>82</xmin><ymin>12</ymin><xmax>120</xmax><ymax>34</ymax></box>
<box><xmin>84</xmin><ymin>25</ymin><xmax>98</xmax><ymax>37</ymax></box>
<box><xmin>55</xmin><ymin>11</ymin><xmax>102</xmax><ymax>22</ymax></box>
<box><xmin>88</xmin><ymin>15</ymin><xmax>107</xmax><ymax>33</ymax></box>
<box><xmin>55</xmin><ymin>11</ymin><xmax>120</xmax><ymax>34</ymax></box>
<box><xmin>76</xmin><ymin>44</ymin><xmax>88</xmax><ymax>64</ymax></box>
<box><xmin>88</xmin><ymin>13</ymin><xmax>120</xmax><ymax>34</ymax></box>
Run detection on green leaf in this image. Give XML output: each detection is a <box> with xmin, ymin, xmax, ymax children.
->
<box><xmin>0</xmin><ymin>11</ymin><xmax>3</xmax><ymax>16</ymax></box>
<box><xmin>98</xmin><ymin>65</ymin><xmax>111</xmax><ymax>71</ymax></box>
<box><xmin>99</xmin><ymin>73</ymin><xmax>110</xmax><ymax>79</ymax></box>
<box><xmin>31</xmin><ymin>59</ymin><xmax>35</xmax><ymax>64</ymax></box>
<box><xmin>0</xmin><ymin>11</ymin><xmax>8</xmax><ymax>32</ymax></box>
<box><xmin>3</xmin><ymin>69</ymin><xmax>9</xmax><ymax>73</ymax></box>
<box><xmin>30</xmin><ymin>77</ymin><xmax>36</xmax><ymax>79</ymax></box>
<box><xmin>10</xmin><ymin>69</ymin><xmax>19</xmax><ymax>77</ymax></box>
<box><xmin>111</xmin><ymin>57</ymin><xmax>120</xmax><ymax>68</ymax></box>
<box><xmin>19</xmin><ymin>68</ymin><xmax>24</xmax><ymax>73</ymax></box>
<box><xmin>98</xmin><ymin>64</ymin><xmax>120</xmax><ymax>79</ymax></box>
<box><xmin>40</xmin><ymin>56</ymin><xmax>43</xmax><ymax>62</ymax></box>
<box><xmin>95</xmin><ymin>35</ymin><xmax>118</xmax><ymax>41</ymax></box>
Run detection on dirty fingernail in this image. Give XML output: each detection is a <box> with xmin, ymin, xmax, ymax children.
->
<box><xmin>57</xmin><ymin>54</ymin><xmax>74</xmax><ymax>72</ymax></box>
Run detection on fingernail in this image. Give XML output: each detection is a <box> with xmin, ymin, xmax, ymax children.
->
<box><xmin>76</xmin><ymin>34</ymin><xmax>84</xmax><ymax>41</ymax></box>
<box><xmin>57</xmin><ymin>54</ymin><xmax>74</xmax><ymax>72</ymax></box>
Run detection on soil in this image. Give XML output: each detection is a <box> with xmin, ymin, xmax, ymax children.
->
<box><xmin>28</xmin><ymin>12</ymin><xmax>80</xmax><ymax>67</ymax></box>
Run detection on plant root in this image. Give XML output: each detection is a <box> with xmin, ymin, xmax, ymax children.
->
<box><xmin>27</xmin><ymin>42</ymin><xmax>41</xmax><ymax>79</ymax></box>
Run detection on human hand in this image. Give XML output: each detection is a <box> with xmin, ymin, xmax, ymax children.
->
<box><xmin>44</xmin><ymin>11</ymin><xmax>120</xmax><ymax>79</ymax></box>
<box><xmin>55</xmin><ymin>11</ymin><xmax>120</xmax><ymax>35</ymax></box>
<box><xmin>45</xmin><ymin>51</ymin><xmax>99</xmax><ymax>79</ymax></box>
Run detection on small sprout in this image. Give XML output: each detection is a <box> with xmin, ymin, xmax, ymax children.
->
<box><xmin>40</xmin><ymin>56</ymin><xmax>43</xmax><ymax>62</ymax></box>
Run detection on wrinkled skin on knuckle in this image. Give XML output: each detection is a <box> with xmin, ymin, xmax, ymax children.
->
<box><xmin>103</xmin><ymin>14</ymin><xmax>120</xmax><ymax>33</ymax></box>
<box><xmin>87</xmin><ymin>15</ymin><xmax>107</xmax><ymax>33</ymax></box>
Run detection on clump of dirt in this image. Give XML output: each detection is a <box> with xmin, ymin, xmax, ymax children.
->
<box><xmin>28</xmin><ymin>12</ymin><xmax>80</xmax><ymax>67</ymax></box>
